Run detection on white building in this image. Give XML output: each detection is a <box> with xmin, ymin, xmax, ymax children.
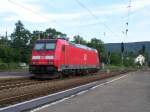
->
<box><xmin>135</xmin><ymin>54</ymin><xmax>145</xmax><ymax>66</ymax></box>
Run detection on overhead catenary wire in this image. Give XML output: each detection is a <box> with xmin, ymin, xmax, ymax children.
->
<box><xmin>8</xmin><ymin>0</ymin><xmax>67</xmax><ymax>29</ymax></box>
<box><xmin>8</xmin><ymin>0</ymin><xmax>131</xmax><ymax>41</ymax></box>
<box><xmin>75</xmin><ymin>0</ymin><xmax>121</xmax><ymax>38</ymax></box>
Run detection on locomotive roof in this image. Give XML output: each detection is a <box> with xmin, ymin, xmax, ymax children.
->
<box><xmin>70</xmin><ymin>42</ymin><xmax>97</xmax><ymax>52</ymax></box>
<box><xmin>36</xmin><ymin>39</ymin><xmax>57</xmax><ymax>43</ymax></box>
<box><xmin>36</xmin><ymin>38</ymin><xmax>97</xmax><ymax>52</ymax></box>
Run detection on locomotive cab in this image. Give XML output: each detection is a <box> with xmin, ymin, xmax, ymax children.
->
<box><xmin>29</xmin><ymin>39</ymin><xmax>58</xmax><ymax>74</ymax></box>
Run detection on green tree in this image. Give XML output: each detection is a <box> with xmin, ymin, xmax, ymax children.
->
<box><xmin>0</xmin><ymin>37</ymin><xmax>14</xmax><ymax>63</ymax></box>
<box><xmin>72</xmin><ymin>35</ymin><xmax>87</xmax><ymax>45</ymax></box>
<box><xmin>11</xmin><ymin>20</ymin><xmax>31</xmax><ymax>63</ymax></box>
<box><xmin>11</xmin><ymin>21</ymin><xmax>31</xmax><ymax>48</ymax></box>
<box><xmin>87</xmin><ymin>38</ymin><xmax>105</xmax><ymax>63</ymax></box>
<box><xmin>0</xmin><ymin>36</ymin><xmax>10</xmax><ymax>45</ymax></box>
<box><xmin>29</xmin><ymin>30</ymin><xmax>42</xmax><ymax>48</ymax></box>
<box><xmin>44</xmin><ymin>28</ymin><xmax>66</xmax><ymax>38</ymax></box>
<box><xmin>30</xmin><ymin>28</ymin><xmax>67</xmax><ymax>48</ymax></box>
<box><xmin>87</xmin><ymin>38</ymin><xmax>105</xmax><ymax>53</ymax></box>
<box><xmin>0</xmin><ymin>44</ymin><xmax>17</xmax><ymax>63</ymax></box>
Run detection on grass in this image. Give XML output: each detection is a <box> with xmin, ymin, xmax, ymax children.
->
<box><xmin>0</xmin><ymin>62</ymin><xmax>28</xmax><ymax>72</ymax></box>
<box><xmin>101</xmin><ymin>64</ymin><xmax>138</xmax><ymax>72</ymax></box>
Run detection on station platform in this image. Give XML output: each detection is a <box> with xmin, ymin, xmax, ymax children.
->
<box><xmin>0</xmin><ymin>71</ymin><xmax>32</xmax><ymax>79</ymax></box>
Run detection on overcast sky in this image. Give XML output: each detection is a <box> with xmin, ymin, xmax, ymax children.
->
<box><xmin>0</xmin><ymin>0</ymin><xmax>150</xmax><ymax>43</ymax></box>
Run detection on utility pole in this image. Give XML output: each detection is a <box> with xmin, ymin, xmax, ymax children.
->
<box><xmin>121</xmin><ymin>0</ymin><xmax>131</xmax><ymax>65</ymax></box>
<box><xmin>126</xmin><ymin>0</ymin><xmax>131</xmax><ymax>36</ymax></box>
<box><xmin>121</xmin><ymin>42</ymin><xmax>124</xmax><ymax>65</ymax></box>
<box><xmin>5</xmin><ymin>29</ymin><xmax>8</xmax><ymax>40</ymax></box>
<box><xmin>108</xmin><ymin>51</ymin><xmax>111</xmax><ymax>65</ymax></box>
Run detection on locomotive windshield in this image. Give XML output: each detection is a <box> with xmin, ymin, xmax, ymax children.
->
<box><xmin>34</xmin><ymin>43</ymin><xmax>45</xmax><ymax>50</ymax></box>
<box><xmin>45</xmin><ymin>43</ymin><xmax>55</xmax><ymax>50</ymax></box>
<box><xmin>34</xmin><ymin>42</ymin><xmax>56</xmax><ymax>50</ymax></box>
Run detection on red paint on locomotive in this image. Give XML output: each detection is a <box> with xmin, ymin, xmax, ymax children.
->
<box><xmin>29</xmin><ymin>38</ymin><xmax>100</xmax><ymax>77</ymax></box>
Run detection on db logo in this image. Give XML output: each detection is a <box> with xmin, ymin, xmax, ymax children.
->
<box><xmin>84</xmin><ymin>54</ymin><xmax>87</xmax><ymax>61</ymax></box>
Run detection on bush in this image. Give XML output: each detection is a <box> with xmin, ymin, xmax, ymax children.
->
<box><xmin>110</xmin><ymin>53</ymin><xmax>122</xmax><ymax>65</ymax></box>
<box><xmin>123</xmin><ymin>57</ymin><xmax>135</xmax><ymax>67</ymax></box>
<box><xmin>0</xmin><ymin>63</ymin><xmax>8</xmax><ymax>70</ymax></box>
<box><xmin>0</xmin><ymin>62</ymin><xmax>21</xmax><ymax>71</ymax></box>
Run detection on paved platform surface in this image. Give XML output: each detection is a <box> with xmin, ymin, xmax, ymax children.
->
<box><xmin>34</xmin><ymin>71</ymin><xmax>150</xmax><ymax>112</ymax></box>
<box><xmin>0</xmin><ymin>71</ymin><xmax>32</xmax><ymax>79</ymax></box>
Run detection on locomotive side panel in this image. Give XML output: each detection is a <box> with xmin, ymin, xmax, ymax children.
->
<box><xmin>29</xmin><ymin>38</ymin><xmax>100</xmax><ymax>78</ymax></box>
<box><xmin>61</xmin><ymin>43</ymin><xmax>100</xmax><ymax>70</ymax></box>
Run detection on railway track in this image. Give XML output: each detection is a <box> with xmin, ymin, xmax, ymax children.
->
<box><xmin>0</xmin><ymin>79</ymin><xmax>49</xmax><ymax>91</ymax></box>
<box><xmin>0</xmin><ymin>73</ymin><xmax>97</xmax><ymax>91</ymax></box>
<box><xmin>0</xmin><ymin>70</ymin><xmax>129</xmax><ymax>107</ymax></box>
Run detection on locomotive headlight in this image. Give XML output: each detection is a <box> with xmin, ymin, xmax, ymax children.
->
<box><xmin>45</xmin><ymin>56</ymin><xmax>54</xmax><ymax>59</ymax></box>
<box><xmin>32</xmin><ymin>56</ymin><xmax>40</xmax><ymax>60</ymax></box>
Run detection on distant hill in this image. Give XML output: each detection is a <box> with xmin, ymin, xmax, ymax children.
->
<box><xmin>104</xmin><ymin>41</ymin><xmax>150</xmax><ymax>56</ymax></box>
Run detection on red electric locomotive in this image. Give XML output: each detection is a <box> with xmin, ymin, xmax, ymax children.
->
<box><xmin>29</xmin><ymin>38</ymin><xmax>100</xmax><ymax>78</ymax></box>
